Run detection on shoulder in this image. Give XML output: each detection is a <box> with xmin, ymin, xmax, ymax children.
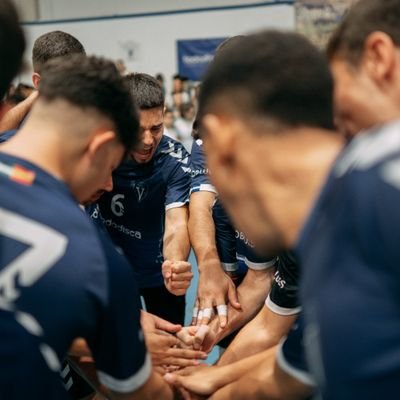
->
<box><xmin>156</xmin><ymin>135</ymin><xmax>191</xmax><ymax>174</ymax></box>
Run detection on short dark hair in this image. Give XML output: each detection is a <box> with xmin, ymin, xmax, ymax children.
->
<box><xmin>0</xmin><ymin>0</ymin><xmax>25</xmax><ymax>99</ymax></box>
<box><xmin>39</xmin><ymin>54</ymin><xmax>139</xmax><ymax>151</ymax></box>
<box><xmin>32</xmin><ymin>30</ymin><xmax>85</xmax><ymax>73</ymax></box>
<box><xmin>327</xmin><ymin>0</ymin><xmax>400</xmax><ymax>64</ymax></box>
<box><xmin>124</xmin><ymin>73</ymin><xmax>164</xmax><ymax>110</ymax></box>
<box><xmin>199</xmin><ymin>30</ymin><xmax>334</xmax><ymax>131</ymax></box>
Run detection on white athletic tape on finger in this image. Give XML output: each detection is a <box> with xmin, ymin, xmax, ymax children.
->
<box><xmin>197</xmin><ymin>310</ymin><xmax>203</xmax><ymax>321</ymax></box>
<box><xmin>216</xmin><ymin>305</ymin><xmax>228</xmax><ymax>316</ymax></box>
<box><xmin>192</xmin><ymin>307</ymin><xmax>199</xmax><ymax>318</ymax></box>
<box><xmin>202</xmin><ymin>308</ymin><xmax>213</xmax><ymax>320</ymax></box>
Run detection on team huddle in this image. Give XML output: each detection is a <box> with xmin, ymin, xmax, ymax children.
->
<box><xmin>1</xmin><ymin>0</ymin><xmax>400</xmax><ymax>399</ymax></box>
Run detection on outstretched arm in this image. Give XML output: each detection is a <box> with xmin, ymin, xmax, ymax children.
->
<box><xmin>189</xmin><ymin>191</ymin><xmax>240</xmax><ymax>327</ymax></box>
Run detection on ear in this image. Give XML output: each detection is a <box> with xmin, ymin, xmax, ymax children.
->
<box><xmin>32</xmin><ymin>73</ymin><xmax>41</xmax><ymax>89</ymax></box>
<box><xmin>87</xmin><ymin>129</ymin><xmax>118</xmax><ymax>161</ymax></box>
<box><xmin>202</xmin><ymin>114</ymin><xmax>238</xmax><ymax>166</ymax></box>
<box><xmin>362</xmin><ymin>32</ymin><xmax>397</xmax><ymax>83</ymax></box>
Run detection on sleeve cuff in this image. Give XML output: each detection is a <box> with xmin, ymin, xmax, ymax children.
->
<box><xmin>98</xmin><ymin>352</ymin><xmax>152</xmax><ymax>393</ymax></box>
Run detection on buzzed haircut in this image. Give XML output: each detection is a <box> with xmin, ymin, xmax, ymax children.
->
<box><xmin>32</xmin><ymin>30</ymin><xmax>85</xmax><ymax>73</ymax></box>
<box><xmin>199</xmin><ymin>30</ymin><xmax>334</xmax><ymax>131</ymax></box>
<box><xmin>327</xmin><ymin>0</ymin><xmax>400</xmax><ymax>64</ymax></box>
<box><xmin>124</xmin><ymin>73</ymin><xmax>164</xmax><ymax>110</ymax></box>
<box><xmin>0</xmin><ymin>0</ymin><xmax>25</xmax><ymax>99</ymax></box>
<box><xmin>40</xmin><ymin>54</ymin><xmax>139</xmax><ymax>151</ymax></box>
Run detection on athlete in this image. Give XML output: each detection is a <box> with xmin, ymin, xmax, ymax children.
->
<box><xmin>298</xmin><ymin>1</ymin><xmax>400</xmax><ymax>398</ymax></box>
<box><xmin>0</xmin><ymin>2</ymin><xmax>65</xmax><ymax>398</ymax></box>
<box><xmin>93</xmin><ymin>73</ymin><xmax>192</xmax><ymax>325</ymax></box>
<box><xmin>0</xmin><ymin>30</ymin><xmax>85</xmax><ymax>135</ymax></box>
<box><xmin>0</xmin><ymin>54</ymin><xmax>176</xmax><ymax>399</ymax></box>
<box><xmin>165</xmin><ymin>30</ymin><xmax>342</xmax><ymax>399</ymax></box>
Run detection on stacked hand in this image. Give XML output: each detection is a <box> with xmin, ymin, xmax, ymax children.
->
<box><xmin>162</xmin><ymin>260</ymin><xmax>193</xmax><ymax>296</ymax></box>
<box><xmin>141</xmin><ymin>312</ymin><xmax>207</xmax><ymax>373</ymax></box>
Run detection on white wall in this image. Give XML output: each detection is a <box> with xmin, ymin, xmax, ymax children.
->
<box><xmin>19</xmin><ymin>3</ymin><xmax>294</xmax><ymax>94</ymax></box>
<box><xmin>36</xmin><ymin>0</ymin><xmax>291</xmax><ymax>21</ymax></box>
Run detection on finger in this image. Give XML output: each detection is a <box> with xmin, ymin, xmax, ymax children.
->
<box><xmin>162</xmin><ymin>260</ymin><xmax>173</xmax><ymax>279</ymax></box>
<box><xmin>171</xmin><ymin>262</ymin><xmax>191</xmax><ymax>274</ymax></box>
<box><xmin>200</xmin><ymin>307</ymin><xmax>214</xmax><ymax>326</ymax></box>
<box><xmin>197</xmin><ymin>298</ymin><xmax>212</xmax><ymax>325</ymax></box>
<box><xmin>164</xmin><ymin>372</ymin><xmax>183</xmax><ymax>387</ymax></box>
<box><xmin>227</xmin><ymin>283</ymin><xmax>241</xmax><ymax>310</ymax></box>
<box><xmin>167</xmin><ymin>348</ymin><xmax>207</xmax><ymax>360</ymax></box>
<box><xmin>170</xmin><ymin>281</ymin><xmax>192</xmax><ymax>290</ymax></box>
<box><xmin>191</xmin><ymin>303</ymin><xmax>199</xmax><ymax>326</ymax></box>
<box><xmin>216</xmin><ymin>304</ymin><xmax>228</xmax><ymax>329</ymax></box>
<box><xmin>156</xmin><ymin>333</ymin><xmax>180</xmax><ymax>347</ymax></box>
<box><xmin>193</xmin><ymin>325</ymin><xmax>210</xmax><ymax>350</ymax></box>
<box><xmin>163</xmin><ymin>357</ymin><xmax>202</xmax><ymax>368</ymax></box>
<box><xmin>196</xmin><ymin>310</ymin><xmax>203</xmax><ymax>326</ymax></box>
<box><xmin>179</xmin><ymin>387</ymin><xmax>193</xmax><ymax>400</ymax></box>
<box><xmin>172</xmin><ymin>272</ymin><xmax>193</xmax><ymax>282</ymax></box>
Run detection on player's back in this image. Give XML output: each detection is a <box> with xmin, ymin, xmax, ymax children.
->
<box><xmin>0</xmin><ymin>307</ymin><xmax>68</xmax><ymax>400</ymax></box>
<box><xmin>0</xmin><ymin>152</ymin><xmax>108</xmax><ymax>363</ymax></box>
<box><xmin>299</xmin><ymin>120</ymin><xmax>400</xmax><ymax>399</ymax></box>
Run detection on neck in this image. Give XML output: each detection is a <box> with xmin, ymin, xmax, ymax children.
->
<box><xmin>0</xmin><ymin>120</ymin><xmax>72</xmax><ymax>182</ymax></box>
<box><xmin>250</xmin><ymin>127</ymin><xmax>344</xmax><ymax>248</ymax></box>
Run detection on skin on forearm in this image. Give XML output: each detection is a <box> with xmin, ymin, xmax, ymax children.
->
<box><xmin>210</xmin><ymin>348</ymin><xmax>282</xmax><ymax>400</ymax></box>
<box><xmin>210</xmin><ymin>355</ymin><xmax>313</xmax><ymax>400</ymax></box>
<box><xmin>163</xmin><ymin>206</ymin><xmax>190</xmax><ymax>261</ymax></box>
<box><xmin>209</xmin><ymin>269</ymin><xmax>273</xmax><ymax>346</ymax></box>
<box><xmin>188</xmin><ymin>191</ymin><xmax>220</xmax><ymax>268</ymax></box>
<box><xmin>218</xmin><ymin>301</ymin><xmax>296</xmax><ymax>366</ymax></box>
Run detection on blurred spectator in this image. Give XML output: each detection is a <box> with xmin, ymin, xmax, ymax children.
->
<box><xmin>163</xmin><ymin>107</ymin><xmax>178</xmax><ymax>140</ymax></box>
<box><xmin>170</xmin><ymin>74</ymin><xmax>190</xmax><ymax>117</ymax></box>
<box><xmin>174</xmin><ymin>102</ymin><xmax>195</xmax><ymax>152</ymax></box>
<box><xmin>115</xmin><ymin>59</ymin><xmax>127</xmax><ymax>75</ymax></box>
<box><xmin>156</xmin><ymin>73</ymin><xmax>166</xmax><ymax>97</ymax></box>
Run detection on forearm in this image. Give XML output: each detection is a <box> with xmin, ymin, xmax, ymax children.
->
<box><xmin>188</xmin><ymin>198</ymin><xmax>219</xmax><ymax>269</ymax></box>
<box><xmin>219</xmin><ymin>300</ymin><xmax>296</xmax><ymax>366</ymax></box>
<box><xmin>206</xmin><ymin>347</ymin><xmax>278</xmax><ymax>394</ymax></box>
<box><xmin>210</xmin><ymin>348</ymin><xmax>281</xmax><ymax>400</ymax></box>
<box><xmin>212</xmin><ymin>270</ymin><xmax>271</xmax><ymax>344</ymax></box>
<box><xmin>163</xmin><ymin>220</ymin><xmax>190</xmax><ymax>261</ymax></box>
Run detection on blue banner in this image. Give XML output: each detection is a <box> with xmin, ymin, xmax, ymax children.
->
<box><xmin>177</xmin><ymin>38</ymin><xmax>226</xmax><ymax>81</ymax></box>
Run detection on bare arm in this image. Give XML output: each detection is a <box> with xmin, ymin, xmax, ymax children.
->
<box><xmin>194</xmin><ymin>268</ymin><xmax>274</xmax><ymax>352</ymax></box>
<box><xmin>0</xmin><ymin>90</ymin><xmax>37</xmax><ymax>132</ymax></box>
<box><xmin>162</xmin><ymin>206</ymin><xmax>192</xmax><ymax>295</ymax></box>
<box><xmin>189</xmin><ymin>191</ymin><xmax>240</xmax><ymax>327</ymax></box>
<box><xmin>210</xmin><ymin>353</ymin><xmax>312</xmax><ymax>400</ymax></box>
<box><xmin>217</xmin><ymin>303</ymin><xmax>297</xmax><ymax>365</ymax></box>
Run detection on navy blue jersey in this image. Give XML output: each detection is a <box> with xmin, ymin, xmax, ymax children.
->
<box><xmin>190</xmin><ymin>139</ymin><xmax>276</xmax><ymax>271</ymax></box>
<box><xmin>265</xmin><ymin>251</ymin><xmax>301</xmax><ymax>315</ymax></box>
<box><xmin>0</xmin><ymin>129</ymin><xmax>17</xmax><ymax>144</ymax></box>
<box><xmin>96</xmin><ymin>135</ymin><xmax>191</xmax><ymax>288</ymax></box>
<box><xmin>0</xmin><ymin>153</ymin><xmax>150</xmax><ymax>394</ymax></box>
<box><xmin>0</xmin><ymin>307</ymin><xmax>68</xmax><ymax>399</ymax></box>
<box><xmin>298</xmin><ymin>121</ymin><xmax>400</xmax><ymax>399</ymax></box>
<box><xmin>276</xmin><ymin>314</ymin><xmax>314</xmax><ymax>389</ymax></box>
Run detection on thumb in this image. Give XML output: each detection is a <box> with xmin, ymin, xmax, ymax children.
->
<box><xmin>164</xmin><ymin>372</ymin><xmax>185</xmax><ymax>388</ymax></box>
<box><xmin>162</xmin><ymin>260</ymin><xmax>173</xmax><ymax>279</ymax></box>
<box><xmin>227</xmin><ymin>283</ymin><xmax>241</xmax><ymax>309</ymax></box>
